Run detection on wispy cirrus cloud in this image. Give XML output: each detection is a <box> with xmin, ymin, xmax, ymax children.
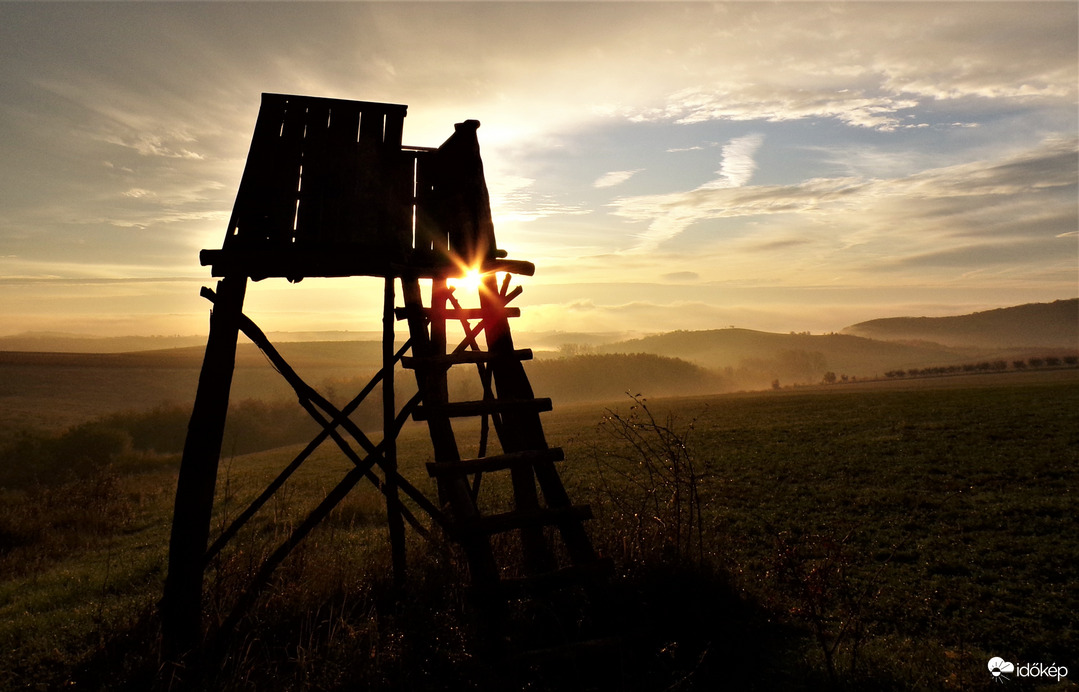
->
<box><xmin>610</xmin><ymin>138</ymin><xmax>1078</xmax><ymax>274</ymax></box>
<box><xmin>602</xmin><ymin>4</ymin><xmax>1075</xmax><ymax>133</ymax></box>
<box><xmin>629</xmin><ymin>86</ymin><xmax>919</xmax><ymax>132</ymax></box>
<box><xmin>594</xmin><ymin>169</ymin><xmax>643</xmax><ymax>189</ymax></box>
<box><xmin>618</xmin><ymin>133</ymin><xmax>766</xmax><ymax>250</ymax></box>
<box><xmin>702</xmin><ymin>134</ymin><xmax>764</xmax><ymax>189</ymax></box>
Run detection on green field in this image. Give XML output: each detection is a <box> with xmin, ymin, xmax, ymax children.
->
<box><xmin>1</xmin><ymin>370</ymin><xmax>1076</xmax><ymax>689</ymax></box>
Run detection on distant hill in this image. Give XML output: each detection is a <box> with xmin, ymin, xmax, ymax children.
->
<box><xmin>523</xmin><ymin>353</ymin><xmax>728</xmax><ymax>403</ymax></box>
<box><xmin>596</xmin><ymin>328</ymin><xmax>973</xmax><ymax>386</ymax></box>
<box><xmin>842</xmin><ymin>299</ymin><xmax>1078</xmax><ymax>349</ymax></box>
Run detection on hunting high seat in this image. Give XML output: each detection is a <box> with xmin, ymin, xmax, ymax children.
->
<box><xmin>164</xmin><ymin>93</ymin><xmax>606</xmax><ymax>663</ymax></box>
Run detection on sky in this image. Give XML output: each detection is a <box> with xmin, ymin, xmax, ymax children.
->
<box><xmin>1</xmin><ymin>1</ymin><xmax>1076</xmax><ymax>339</ymax></box>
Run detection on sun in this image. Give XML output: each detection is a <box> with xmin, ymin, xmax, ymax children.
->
<box><xmin>447</xmin><ymin>267</ymin><xmax>484</xmax><ymax>294</ymax></box>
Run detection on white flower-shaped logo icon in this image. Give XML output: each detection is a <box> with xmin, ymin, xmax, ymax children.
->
<box><xmin>988</xmin><ymin>657</ymin><xmax>1015</xmax><ymax>682</ymax></box>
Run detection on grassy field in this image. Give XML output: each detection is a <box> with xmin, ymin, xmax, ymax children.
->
<box><xmin>0</xmin><ymin>370</ymin><xmax>1076</xmax><ymax>689</ymax></box>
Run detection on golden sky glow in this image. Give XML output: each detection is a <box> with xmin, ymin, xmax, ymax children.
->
<box><xmin>0</xmin><ymin>2</ymin><xmax>1076</xmax><ymax>338</ymax></box>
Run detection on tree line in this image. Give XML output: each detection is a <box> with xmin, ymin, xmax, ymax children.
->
<box><xmin>882</xmin><ymin>354</ymin><xmax>1078</xmax><ymax>380</ymax></box>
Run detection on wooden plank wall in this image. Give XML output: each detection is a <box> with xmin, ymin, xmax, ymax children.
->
<box><xmin>224</xmin><ymin>94</ymin><xmax>410</xmax><ymax>260</ymax></box>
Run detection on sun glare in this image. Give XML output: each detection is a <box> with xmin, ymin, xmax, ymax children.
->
<box><xmin>448</xmin><ymin>267</ymin><xmax>484</xmax><ymax>294</ymax></box>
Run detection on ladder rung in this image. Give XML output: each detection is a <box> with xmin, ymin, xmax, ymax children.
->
<box><xmin>413</xmin><ymin>398</ymin><xmax>552</xmax><ymax>421</ymax></box>
<box><xmin>426</xmin><ymin>448</ymin><xmax>564</xmax><ymax>477</ymax></box>
<box><xmin>394</xmin><ymin>306</ymin><xmax>521</xmax><ymax>321</ymax></box>
<box><xmin>456</xmin><ymin>505</ymin><xmax>593</xmax><ymax>536</ymax></box>
<box><xmin>500</xmin><ymin>557</ymin><xmax>614</xmax><ymax>596</ymax></box>
<box><xmin>401</xmin><ymin>349</ymin><xmax>533</xmax><ymax>369</ymax></box>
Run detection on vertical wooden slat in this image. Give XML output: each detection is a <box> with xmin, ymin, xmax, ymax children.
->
<box><xmin>413</xmin><ymin>150</ymin><xmax>443</xmax><ymax>259</ymax></box>
<box><xmin>389</xmin><ymin>150</ymin><xmax>418</xmax><ymax>260</ymax></box>
<box><xmin>270</xmin><ymin>99</ymin><xmax>307</xmax><ymax>246</ymax></box>
<box><xmin>383</xmin><ymin>111</ymin><xmax>404</xmax><ymax>149</ymax></box>
<box><xmin>383</xmin><ymin>114</ymin><xmax>411</xmax><ymax>259</ymax></box>
<box><xmin>353</xmin><ymin>109</ymin><xmax>384</xmax><ymax>249</ymax></box>
<box><xmin>294</xmin><ymin>103</ymin><xmax>328</xmax><ymax>245</ymax></box>
<box><xmin>321</xmin><ymin>105</ymin><xmax>360</xmax><ymax>245</ymax></box>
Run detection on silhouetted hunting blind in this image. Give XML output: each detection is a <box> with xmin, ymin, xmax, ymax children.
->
<box><xmin>162</xmin><ymin>94</ymin><xmax>609</xmax><ymax>665</ymax></box>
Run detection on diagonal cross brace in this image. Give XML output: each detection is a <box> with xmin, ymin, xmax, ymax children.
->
<box><xmin>201</xmin><ymin>286</ymin><xmax>382</xmax><ymax>456</ymax></box>
<box><xmin>199</xmin><ymin>288</ymin><xmax>444</xmax><ymax>564</ymax></box>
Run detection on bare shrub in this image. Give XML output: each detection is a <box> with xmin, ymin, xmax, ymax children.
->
<box><xmin>586</xmin><ymin>394</ymin><xmax>709</xmax><ymax>568</ymax></box>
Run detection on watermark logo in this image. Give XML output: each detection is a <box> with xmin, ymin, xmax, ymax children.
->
<box><xmin>988</xmin><ymin>657</ymin><xmax>1015</xmax><ymax>683</ymax></box>
<box><xmin>988</xmin><ymin>656</ymin><xmax>1068</xmax><ymax>683</ymax></box>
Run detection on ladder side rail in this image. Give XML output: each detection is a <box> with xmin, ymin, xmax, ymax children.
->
<box><xmin>479</xmin><ymin>275</ymin><xmax>598</xmax><ymax>567</ymax></box>
<box><xmin>474</xmin><ymin>276</ymin><xmax>556</xmax><ymax>574</ymax></box>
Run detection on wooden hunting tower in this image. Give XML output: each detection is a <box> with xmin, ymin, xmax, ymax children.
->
<box><xmin>162</xmin><ymin>94</ymin><xmax>607</xmax><ymax>657</ymax></box>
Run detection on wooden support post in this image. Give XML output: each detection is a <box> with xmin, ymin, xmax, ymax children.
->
<box><xmin>383</xmin><ymin>275</ymin><xmax>407</xmax><ymax>585</ymax></box>
<box><xmin>162</xmin><ymin>275</ymin><xmax>247</xmax><ymax>657</ymax></box>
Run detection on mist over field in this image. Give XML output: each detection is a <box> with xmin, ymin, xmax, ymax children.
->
<box><xmin>1</xmin><ymin>299</ymin><xmax>1074</xmax><ymax>428</ymax></box>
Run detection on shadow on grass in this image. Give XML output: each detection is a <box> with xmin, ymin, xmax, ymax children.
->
<box><xmin>71</xmin><ymin>552</ymin><xmax>810</xmax><ymax>691</ymax></box>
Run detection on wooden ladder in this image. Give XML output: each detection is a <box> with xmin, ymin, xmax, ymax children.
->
<box><xmin>397</xmin><ymin>269</ymin><xmax>611</xmax><ymax>651</ymax></box>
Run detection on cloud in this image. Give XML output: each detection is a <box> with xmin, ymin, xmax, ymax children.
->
<box><xmin>615</xmin><ymin>133</ymin><xmax>766</xmax><ymax>250</ymax></box>
<box><xmin>662</xmin><ymin>271</ymin><xmax>699</xmax><ymax>282</ymax></box>
<box><xmin>702</xmin><ymin>134</ymin><xmax>764</xmax><ymax>189</ymax></box>
<box><xmin>604</xmin><ymin>4</ymin><xmax>1075</xmax><ymax>132</ymax></box>
<box><xmin>640</xmin><ymin>87</ymin><xmax>919</xmax><ymax>132</ymax></box>
<box><xmin>96</xmin><ymin>132</ymin><xmax>205</xmax><ymax>160</ymax></box>
<box><xmin>491</xmin><ymin>174</ymin><xmax>589</xmax><ymax>224</ymax></box>
<box><xmin>882</xmin><ymin>240</ymin><xmax>1068</xmax><ymax>270</ymax></box>
<box><xmin>609</xmin><ymin>137</ymin><xmax>1078</xmax><ymax>273</ymax></box>
<box><xmin>614</xmin><ymin>175</ymin><xmax>865</xmax><ymax>251</ymax></box>
<box><xmin>594</xmin><ymin>169</ymin><xmax>643</xmax><ymax>189</ymax></box>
